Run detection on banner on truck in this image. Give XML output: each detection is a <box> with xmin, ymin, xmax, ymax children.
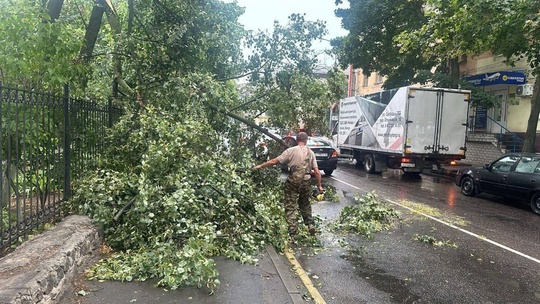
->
<box><xmin>338</xmin><ymin>87</ymin><xmax>407</xmax><ymax>151</ymax></box>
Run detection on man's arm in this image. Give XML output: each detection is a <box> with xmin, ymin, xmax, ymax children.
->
<box><xmin>253</xmin><ymin>158</ymin><xmax>280</xmax><ymax>170</ymax></box>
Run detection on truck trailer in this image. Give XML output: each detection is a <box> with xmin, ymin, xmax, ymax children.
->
<box><xmin>335</xmin><ymin>86</ymin><xmax>471</xmax><ymax>174</ymax></box>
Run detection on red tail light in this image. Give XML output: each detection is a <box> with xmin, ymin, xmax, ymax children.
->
<box><xmin>401</xmin><ymin>157</ymin><xmax>411</xmax><ymax>163</ymax></box>
<box><xmin>450</xmin><ymin>160</ymin><xmax>457</xmax><ymax>165</ymax></box>
<box><xmin>331</xmin><ymin>151</ymin><xmax>338</xmax><ymax>157</ymax></box>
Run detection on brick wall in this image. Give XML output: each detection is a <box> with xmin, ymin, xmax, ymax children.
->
<box><xmin>464</xmin><ymin>133</ymin><xmax>504</xmax><ymax>165</ymax></box>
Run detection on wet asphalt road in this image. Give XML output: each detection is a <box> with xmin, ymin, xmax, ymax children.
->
<box><xmin>298</xmin><ymin>161</ymin><xmax>540</xmax><ymax>303</ymax></box>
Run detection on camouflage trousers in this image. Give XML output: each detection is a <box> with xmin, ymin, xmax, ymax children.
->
<box><xmin>283</xmin><ymin>178</ymin><xmax>313</xmax><ymax>236</ymax></box>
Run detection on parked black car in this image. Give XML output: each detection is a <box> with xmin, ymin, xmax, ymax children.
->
<box><xmin>282</xmin><ymin>136</ymin><xmax>338</xmax><ymax>176</ymax></box>
<box><xmin>455</xmin><ymin>153</ymin><xmax>540</xmax><ymax>215</ymax></box>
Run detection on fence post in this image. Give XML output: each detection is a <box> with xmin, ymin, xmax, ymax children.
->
<box><xmin>108</xmin><ymin>97</ymin><xmax>113</xmax><ymax>128</ymax></box>
<box><xmin>63</xmin><ymin>84</ymin><xmax>71</xmax><ymax>200</ymax></box>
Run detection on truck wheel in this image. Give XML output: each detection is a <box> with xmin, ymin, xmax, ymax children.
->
<box><xmin>364</xmin><ymin>154</ymin><xmax>375</xmax><ymax>173</ymax></box>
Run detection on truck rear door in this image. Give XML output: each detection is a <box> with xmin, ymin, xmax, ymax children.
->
<box><xmin>405</xmin><ymin>89</ymin><xmax>469</xmax><ymax>156</ymax></box>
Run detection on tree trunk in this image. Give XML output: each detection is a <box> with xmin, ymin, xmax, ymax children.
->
<box><xmin>46</xmin><ymin>0</ymin><xmax>64</xmax><ymax>22</ymax></box>
<box><xmin>78</xmin><ymin>0</ymin><xmax>134</xmax><ymax>96</ymax></box>
<box><xmin>79</xmin><ymin>0</ymin><xmax>105</xmax><ymax>62</ymax></box>
<box><xmin>103</xmin><ymin>0</ymin><xmax>135</xmax><ymax>96</ymax></box>
<box><xmin>522</xmin><ymin>75</ymin><xmax>540</xmax><ymax>152</ymax></box>
<box><xmin>448</xmin><ymin>57</ymin><xmax>460</xmax><ymax>89</ymax></box>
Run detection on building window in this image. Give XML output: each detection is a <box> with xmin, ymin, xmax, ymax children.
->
<box><xmin>362</xmin><ymin>74</ymin><xmax>369</xmax><ymax>87</ymax></box>
<box><xmin>375</xmin><ymin>73</ymin><xmax>383</xmax><ymax>84</ymax></box>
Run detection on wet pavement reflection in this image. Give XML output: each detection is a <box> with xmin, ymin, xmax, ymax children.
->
<box><xmin>303</xmin><ymin>161</ymin><xmax>540</xmax><ymax>303</ymax></box>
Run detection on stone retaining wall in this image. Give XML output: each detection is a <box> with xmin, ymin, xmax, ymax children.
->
<box><xmin>0</xmin><ymin>216</ymin><xmax>102</xmax><ymax>304</ymax></box>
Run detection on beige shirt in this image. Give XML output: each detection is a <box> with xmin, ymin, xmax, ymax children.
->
<box><xmin>277</xmin><ymin>145</ymin><xmax>318</xmax><ymax>170</ymax></box>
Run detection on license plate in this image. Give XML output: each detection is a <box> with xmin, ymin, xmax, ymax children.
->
<box><xmin>315</xmin><ymin>153</ymin><xmax>327</xmax><ymax>157</ymax></box>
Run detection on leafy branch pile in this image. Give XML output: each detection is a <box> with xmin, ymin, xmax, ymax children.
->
<box><xmin>67</xmin><ymin>75</ymin><xmax>289</xmax><ymax>290</ymax></box>
<box><xmin>332</xmin><ymin>191</ymin><xmax>399</xmax><ymax>238</ymax></box>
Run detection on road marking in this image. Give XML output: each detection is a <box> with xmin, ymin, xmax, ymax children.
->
<box><xmin>284</xmin><ymin>248</ymin><xmax>327</xmax><ymax>304</ymax></box>
<box><xmin>331</xmin><ymin>176</ymin><xmax>540</xmax><ymax>265</ymax></box>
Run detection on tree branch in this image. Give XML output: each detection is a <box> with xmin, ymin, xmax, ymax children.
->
<box><xmin>207</xmin><ymin>104</ymin><xmax>289</xmax><ymax>149</ymax></box>
<box><xmin>229</xmin><ymin>88</ymin><xmax>275</xmax><ymax>112</ymax></box>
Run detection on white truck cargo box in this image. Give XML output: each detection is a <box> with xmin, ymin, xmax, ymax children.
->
<box><xmin>335</xmin><ymin>87</ymin><xmax>470</xmax><ymax>173</ymax></box>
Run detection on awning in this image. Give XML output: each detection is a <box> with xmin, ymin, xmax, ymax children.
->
<box><xmin>464</xmin><ymin>71</ymin><xmax>526</xmax><ymax>86</ymax></box>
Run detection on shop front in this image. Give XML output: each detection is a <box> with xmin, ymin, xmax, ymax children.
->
<box><xmin>465</xmin><ymin>71</ymin><xmax>527</xmax><ymax>134</ymax></box>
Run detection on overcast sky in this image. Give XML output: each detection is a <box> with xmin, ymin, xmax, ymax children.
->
<box><xmin>235</xmin><ymin>0</ymin><xmax>347</xmax><ymax>41</ymax></box>
<box><xmin>233</xmin><ymin>0</ymin><xmax>348</xmax><ymax>66</ymax></box>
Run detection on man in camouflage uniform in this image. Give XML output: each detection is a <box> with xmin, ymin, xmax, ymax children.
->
<box><xmin>253</xmin><ymin>132</ymin><xmax>323</xmax><ymax>237</ymax></box>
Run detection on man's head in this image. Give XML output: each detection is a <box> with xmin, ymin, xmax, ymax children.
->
<box><xmin>296</xmin><ymin>132</ymin><xmax>308</xmax><ymax>143</ymax></box>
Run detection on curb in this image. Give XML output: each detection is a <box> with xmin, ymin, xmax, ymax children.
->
<box><xmin>266</xmin><ymin>245</ymin><xmax>304</xmax><ymax>304</ymax></box>
<box><xmin>0</xmin><ymin>215</ymin><xmax>102</xmax><ymax>304</ymax></box>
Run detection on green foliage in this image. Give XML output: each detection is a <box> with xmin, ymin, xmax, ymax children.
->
<box><xmin>263</xmin><ymin>71</ymin><xmax>334</xmax><ymax>134</ymax></box>
<box><xmin>327</xmin><ymin>66</ymin><xmax>349</xmax><ymax>101</ymax></box>
<box><xmin>67</xmin><ymin>74</ymin><xmax>290</xmax><ymax>291</ymax></box>
<box><xmin>114</xmin><ymin>0</ymin><xmax>246</xmax><ymax>90</ymax></box>
<box><xmin>1</xmin><ymin>207</ymin><xmax>9</xmax><ymax>231</ymax></box>
<box><xmin>332</xmin><ymin>191</ymin><xmax>399</xmax><ymax>238</ymax></box>
<box><xmin>458</xmin><ymin>81</ymin><xmax>500</xmax><ymax>108</ymax></box>
<box><xmin>241</xmin><ymin>14</ymin><xmax>333</xmax><ymax>133</ymax></box>
<box><xmin>0</xmin><ymin>0</ymin><xmax>87</xmax><ymax>89</ymax></box>
<box><xmin>333</xmin><ymin>0</ymin><xmax>436</xmax><ymax>87</ymax></box>
<box><xmin>398</xmin><ymin>0</ymin><xmax>491</xmax><ymax>60</ymax></box>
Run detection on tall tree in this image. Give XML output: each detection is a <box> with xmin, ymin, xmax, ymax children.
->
<box><xmin>237</xmin><ymin>13</ymin><xmax>339</xmax><ymax>133</ymax></box>
<box><xmin>486</xmin><ymin>0</ymin><xmax>540</xmax><ymax>152</ymax></box>
<box><xmin>333</xmin><ymin>0</ymin><xmax>436</xmax><ymax>88</ymax></box>
<box><xmin>403</xmin><ymin>0</ymin><xmax>540</xmax><ymax>151</ymax></box>
<box><xmin>396</xmin><ymin>0</ymin><xmax>495</xmax><ymax>89</ymax></box>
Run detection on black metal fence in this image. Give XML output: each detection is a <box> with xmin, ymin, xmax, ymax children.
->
<box><xmin>0</xmin><ymin>83</ymin><xmax>122</xmax><ymax>256</ymax></box>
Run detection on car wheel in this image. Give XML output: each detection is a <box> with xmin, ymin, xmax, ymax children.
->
<box><xmin>324</xmin><ymin>169</ymin><xmax>334</xmax><ymax>176</ymax></box>
<box><xmin>364</xmin><ymin>154</ymin><xmax>375</xmax><ymax>173</ymax></box>
<box><xmin>530</xmin><ymin>193</ymin><xmax>540</xmax><ymax>215</ymax></box>
<box><xmin>460</xmin><ymin>176</ymin><xmax>476</xmax><ymax>196</ymax></box>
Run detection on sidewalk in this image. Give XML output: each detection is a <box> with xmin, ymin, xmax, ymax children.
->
<box><xmin>59</xmin><ymin>245</ymin><xmax>306</xmax><ymax>304</ymax></box>
<box><xmin>0</xmin><ymin>215</ymin><xmax>307</xmax><ymax>304</ymax></box>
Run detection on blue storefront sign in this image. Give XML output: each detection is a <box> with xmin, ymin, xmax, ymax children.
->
<box><xmin>465</xmin><ymin>71</ymin><xmax>526</xmax><ymax>86</ymax></box>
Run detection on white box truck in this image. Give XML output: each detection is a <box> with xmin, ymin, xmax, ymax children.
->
<box><xmin>335</xmin><ymin>86</ymin><xmax>470</xmax><ymax>174</ymax></box>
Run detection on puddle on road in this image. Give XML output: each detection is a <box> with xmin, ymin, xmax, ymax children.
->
<box><xmin>343</xmin><ymin>250</ymin><xmax>421</xmax><ymax>303</ymax></box>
